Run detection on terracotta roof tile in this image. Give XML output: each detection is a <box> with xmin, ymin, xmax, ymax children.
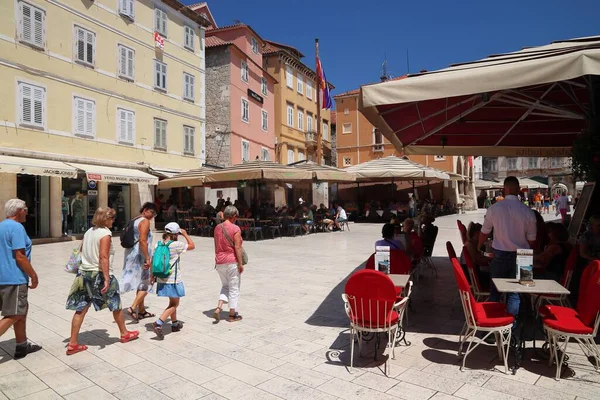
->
<box><xmin>263</xmin><ymin>40</ymin><xmax>304</xmax><ymax>58</ymax></box>
<box><xmin>205</xmin><ymin>36</ymin><xmax>230</xmax><ymax>48</ymax></box>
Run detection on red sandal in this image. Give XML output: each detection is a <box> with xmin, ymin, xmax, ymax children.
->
<box><xmin>66</xmin><ymin>343</ymin><xmax>88</xmax><ymax>355</ymax></box>
<box><xmin>120</xmin><ymin>330</ymin><xmax>139</xmax><ymax>343</ymax></box>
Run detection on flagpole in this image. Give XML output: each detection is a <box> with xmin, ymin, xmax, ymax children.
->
<box><xmin>315</xmin><ymin>38</ymin><xmax>322</xmax><ymax>166</ymax></box>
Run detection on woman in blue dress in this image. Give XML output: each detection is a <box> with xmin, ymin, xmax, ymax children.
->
<box><xmin>120</xmin><ymin>202</ymin><xmax>157</xmax><ymax>321</ymax></box>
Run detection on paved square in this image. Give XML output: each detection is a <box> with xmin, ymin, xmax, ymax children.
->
<box><xmin>1</xmin><ymin>211</ymin><xmax>598</xmax><ymax>399</ymax></box>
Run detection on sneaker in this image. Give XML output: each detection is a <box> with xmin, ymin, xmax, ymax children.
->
<box><xmin>171</xmin><ymin>321</ymin><xmax>184</xmax><ymax>332</ymax></box>
<box><xmin>153</xmin><ymin>322</ymin><xmax>164</xmax><ymax>340</ymax></box>
<box><xmin>14</xmin><ymin>343</ymin><xmax>42</xmax><ymax>359</ymax></box>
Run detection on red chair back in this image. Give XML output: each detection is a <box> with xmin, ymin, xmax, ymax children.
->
<box><xmin>560</xmin><ymin>245</ymin><xmax>579</xmax><ymax>289</ymax></box>
<box><xmin>446</xmin><ymin>241</ymin><xmax>457</xmax><ymax>260</ymax></box>
<box><xmin>457</xmin><ymin>220</ymin><xmax>468</xmax><ymax>244</ymax></box>
<box><xmin>462</xmin><ymin>246</ymin><xmax>485</xmax><ymax>293</ymax></box>
<box><xmin>344</xmin><ymin>269</ymin><xmax>397</xmax><ymax>328</ymax></box>
<box><xmin>365</xmin><ymin>250</ymin><xmax>411</xmax><ymax>274</ymax></box>
<box><xmin>576</xmin><ymin>261</ymin><xmax>600</xmax><ymax>328</ymax></box>
<box><xmin>410</xmin><ymin>233</ymin><xmax>424</xmax><ymax>261</ymax></box>
<box><xmin>450</xmin><ymin>258</ymin><xmax>477</xmax><ymax>326</ymax></box>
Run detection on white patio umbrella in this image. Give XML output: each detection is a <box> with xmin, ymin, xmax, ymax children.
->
<box><xmin>344</xmin><ymin>156</ymin><xmax>450</xmax><ymax>182</ymax></box>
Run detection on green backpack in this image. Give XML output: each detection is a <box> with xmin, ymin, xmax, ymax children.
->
<box><xmin>152</xmin><ymin>241</ymin><xmax>178</xmax><ymax>279</ymax></box>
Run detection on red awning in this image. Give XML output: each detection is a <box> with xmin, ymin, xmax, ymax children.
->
<box><xmin>360</xmin><ymin>36</ymin><xmax>600</xmax><ymax>156</ymax></box>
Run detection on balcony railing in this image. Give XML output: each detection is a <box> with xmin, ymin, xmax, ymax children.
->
<box><xmin>305</xmin><ymin>131</ymin><xmax>317</xmax><ymax>147</ymax></box>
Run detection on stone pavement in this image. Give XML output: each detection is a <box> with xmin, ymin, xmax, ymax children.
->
<box><xmin>0</xmin><ymin>210</ymin><xmax>598</xmax><ymax>400</ymax></box>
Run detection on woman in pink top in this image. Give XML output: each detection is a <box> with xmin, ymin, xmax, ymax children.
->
<box><xmin>213</xmin><ymin>206</ymin><xmax>244</xmax><ymax>322</ymax></box>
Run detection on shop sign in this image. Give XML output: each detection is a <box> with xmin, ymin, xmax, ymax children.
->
<box><xmin>88</xmin><ymin>180</ymin><xmax>97</xmax><ymax>189</ymax></box>
<box><xmin>247</xmin><ymin>89</ymin><xmax>263</xmax><ymax>104</ymax></box>
<box><xmin>88</xmin><ymin>190</ymin><xmax>98</xmax><ymax>195</ymax></box>
<box><xmin>85</xmin><ymin>173</ymin><xmax>156</xmax><ymax>185</ymax></box>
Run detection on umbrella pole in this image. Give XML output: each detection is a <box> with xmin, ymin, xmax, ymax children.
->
<box><xmin>391</xmin><ymin>179</ymin><xmax>394</xmax><ymax>199</ymax></box>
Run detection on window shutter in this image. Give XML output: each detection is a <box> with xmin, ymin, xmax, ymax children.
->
<box><xmin>119</xmin><ymin>46</ymin><xmax>127</xmax><ymax>76</ymax></box>
<box><xmin>154</xmin><ymin>9</ymin><xmax>160</xmax><ymax>32</ymax></box>
<box><xmin>127</xmin><ymin>112</ymin><xmax>134</xmax><ymax>142</ymax></box>
<box><xmin>162</xmin><ymin>63</ymin><xmax>167</xmax><ymax>89</ymax></box>
<box><xmin>189</xmin><ymin>129</ymin><xmax>194</xmax><ymax>151</ymax></box>
<box><xmin>154</xmin><ymin>121</ymin><xmax>160</xmax><ymax>147</ymax></box>
<box><xmin>21</xmin><ymin>84</ymin><xmax>31</xmax><ymax>123</ymax></box>
<box><xmin>21</xmin><ymin>3</ymin><xmax>32</xmax><ymax>43</ymax></box>
<box><xmin>127</xmin><ymin>48</ymin><xmax>134</xmax><ymax>78</ymax></box>
<box><xmin>33</xmin><ymin>86</ymin><xmax>43</xmax><ymax>125</ymax></box>
<box><xmin>76</xmin><ymin>29</ymin><xmax>84</xmax><ymax>61</ymax></box>
<box><xmin>34</xmin><ymin>7</ymin><xmax>43</xmax><ymax>47</ymax></box>
<box><xmin>76</xmin><ymin>99</ymin><xmax>84</xmax><ymax>133</ymax></box>
<box><xmin>154</xmin><ymin>61</ymin><xmax>160</xmax><ymax>87</ymax></box>
<box><xmin>128</xmin><ymin>0</ymin><xmax>134</xmax><ymax>18</ymax></box>
<box><xmin>85</xmin><ymin>100</ymin><xmax>94</xmax><ymax>135</ymax></box>
<box><xmin>87</xmin><ymin>31</ymin><xmax>95</xmax><ymax>64</ymax></box>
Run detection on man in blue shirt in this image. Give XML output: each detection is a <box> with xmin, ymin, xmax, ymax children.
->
<box><xmin>0</xmin><ymin>198</ymin><xmax>41</xmax><ymax>359</ymax></box>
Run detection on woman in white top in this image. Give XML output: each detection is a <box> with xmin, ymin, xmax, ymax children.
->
<box><xmin>65</xmin><ymin>207</ymin><xmax>139</xmax><ymax>355</ymax></box>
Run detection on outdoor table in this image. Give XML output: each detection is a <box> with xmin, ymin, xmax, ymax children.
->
<box><xmin>492</xmin><ymin>278</ymin><xmax>570</xmax><ymax>374</ymax></box>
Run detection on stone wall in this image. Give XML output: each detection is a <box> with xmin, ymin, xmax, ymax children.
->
<box><xmin>205</xmin><ymin>47</ymin><xmax>232</xmax><ymax>167</ymax></box>
<box><xmin>330</xmin><ymin>125</ymin><xmax>338</xmax><ymax>167</ymax></box>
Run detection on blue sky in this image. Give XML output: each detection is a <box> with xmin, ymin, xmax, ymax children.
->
<box><xmin>189</xmin><ymin>0</ymin><xmax>599</xmax><ymax>97</ymax></box>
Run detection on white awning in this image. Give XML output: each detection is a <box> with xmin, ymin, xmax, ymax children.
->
<box><xmin>0</xmin><ymin>155</ymin><xmax>78</xmax><ymax>178</ymax></box>
<box><xmin>67</xmin><ymin>163</ymin><xmax>158</xmax><ymax>185</ymax></box>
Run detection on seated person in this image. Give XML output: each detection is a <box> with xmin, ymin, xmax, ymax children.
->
<box><xmin>580</xmin><ymin>215</ymin><xmax>600</xmax><ymax>262</ymax></box>
<box><xmin>402</xmin><ymin>218</ymin><xmax>419</xmax><ymax>259</ymax></box>
<box><xmin>317</xmin><ymin>203</ymin><xmax>334</xmax><ymax>231</ymax></box>
<box><xmin>375</xmin><ymin>223</ymin><xmax>405</xmax><ymax>251</ymax></box>
<box><xmin>534</xmin><ymin>222</ymin><xmax>572</xmax><ymax>281</ymax></box>
<box><xmin>464</xmin><ymin>222</ymin><xmax>491</xmax><ymax>288</ymax></box>
<box><xmin>300</xmin><ymin>205</ymin><xmax>314</xmax><ymax>234</ymax></box>
<box><xmin>334</xmin><ymin>203</ymin><xmax>348</xmax><ymax>231</ymax></box>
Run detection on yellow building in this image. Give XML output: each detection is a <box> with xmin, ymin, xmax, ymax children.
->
<box><xmin>0</xmin><ymin>0</ymin><xmax>208</xmax><ymax>238</ymax></box>
<box><xmin>262</xmin><ymin>41</ymin><xmax>333</xmax><ymax>165</ymax></box>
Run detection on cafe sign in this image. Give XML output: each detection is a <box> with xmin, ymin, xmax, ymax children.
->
<box><xmin>247</xmin><ymin>89</ymin><xmax>263</xmax><ymax>104</ymax></box>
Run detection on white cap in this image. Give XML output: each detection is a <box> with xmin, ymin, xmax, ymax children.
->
<box><xmin>298</xmin><ymin>197</ymin><xmax>304</xmax><ymax>204</ymax></box>
<box><xmin>164</xmin><ymin>222</ymin><xmax>181</xmax><ymax>234</ymax></box>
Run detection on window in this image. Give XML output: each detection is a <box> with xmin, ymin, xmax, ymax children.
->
<box><xmin>73</xmin><ymin>97</ymin><xmax>95</xmax><ymax>137</ymax></box>
<box><xmin>528</xmin><ymin>157</ymin><xmax>539</xmax><ymax>169</ymax></box>
<box><xmin>154</xmin><ymin>60</ymin><xmax>167</xmax><ymax>91</ymax></box>
<box><xmin>18</xmin><ymin>1</ymin><xmax>45</xmax><ymax>49</ymax></box>
<box><xmin>241</xmin><ymin>61</ymin><xmax>248</xmax><ymax>82</ymax></box>
<box><xmin>261</xmin><ymin>77</ymin><xmax>268</xmax><ymax>96</ymax></box>
<box><xmin>507</xmin><ymin>157</ymin><xmax>517</xmax><ymax>170</ymax></box>
<box><xmin>373</xmin><ymin>128</ymin><xmax>383</xmax><ymax>152</ymax></box>
<box><xmin>242</xmin><ymin>140</ymin><xmax>250</xmax><ymax>162</ymax></box>
<box><xmin>297</xmin><ymin>110</ymin><xmax>304</xmax><ymax>131</ymax></box>
<box><xmin>183</xmin><ymin>73</ymin><xmax>195</xmax><ymax>101</ymax></box>
<box><xmin>287</xmin><ymin>149</ymin><xmax>295</xmax><ymax>164</ymax></box>
<box><xmin>343</xmin><ymin>157</ymin><xmax>352</xmax><ymax>167</ymax></box>
<box><xmin>550</xmin><ymin>157</ymin><xmax>561</xmax><ymax>168</ymax></box>
<box><xmin>154</xmin><ymin>8</ymin><xmax>168</xmax><ymax>37</ymax></box>
<box><xmin>342</xmin><ymin>123</ymin><xmax>352</xmax><ymax>134</ymax></box>
<box><xmin>183</xmin><ymin>125</ymin><xmax>194</xmax><ymax>155</ymax></box>
<box><xmin>261</xmin><ymin>110</ymin><xmax>268</xmax><ymax>131</ymax></box>
<box><xmin>74</xmin><ymin>26</ymin><xmax>95</xmax><ymax>66</ymax></box>
<box><xmin>298</xmin><ymin>152</ymin><xmax>305</xmax><ymax>161</ymax></box>
<box><xmin>344</xmin><ymin>108</ymin><xmax>349</xmax><ymax>115</ymax></box>
<box><xmin>323</xmin><ymin>122</ymin><xmax>328</xmax><ymax>141</ymax></box>
<box><xmin>118</xmin><ymin>0</ymin><xmax>135</xmax><ymax>20</ymax></box>
<box><xmin>287</xmin><ymin>104</ymin><xmax>294</xmax><ymax>127</ymax></box>
<box><xmin>251</xmin><ymin>37</ymin><xmax>259</xmax><ymax>54</ymax></box>
<box><xmin>118</xmin><ymin>44</ymin><xmax>135</xmax><ymax>80</ymax></box>
<box><xmin>483</xmin><ymin>158</ymin><xmax>497</xmax><ymax>172</ymax></box>
<box><xmin>241</xmin><ymin>98</ymin><xmax>249</xmax><ymax>122</ymax></box>
<box><xmin>297</xmin><ymin>75</ymin><xmax>304</xmax><ymax>94</ymax></box>
<box><xmin>307</xmin><ymin>114</ymin><xmax>313</xmax><ymax>132</ymax></box>
<box><xmin>261</xmin><ymin>148</ymin><xmax>270</xmax><ymax>161</ymax></box>
<box><xmin>184</xmin><ymin>26</ymin><xmax>195</xmax><ymax>51</ymax></box>
<box><xmin>306</xmin><ymin>82</ymin><xmax>312</xmax><ymax>99</ymax></box>
<box><xmin>117</xmin><ymin>108</ymin><xmax>135</xmax><ymax>144</ymax></box>
<box><xmin>18</xmin><ymin>82</ymin><xmax>45</xmax><ymax>128</ymax></box>
<box><xmin>154</xmin><ymin>118</ymin><xmax>167</xmax><ymax>150</ymax></box>
<box><xmin>286</xmin><ymin>65</ymin><xmax>293</xmax><ymax>88</ymax></box>
<box><xmin>434</xmin><ymin>156</ymin><xmax>446</xmax><ymax>161</ymax></box>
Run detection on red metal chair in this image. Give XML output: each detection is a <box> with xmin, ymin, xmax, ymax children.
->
<box><xmin>462</xmin><ymin>246</ymin><xmax>490</xmax><ymax>302</ymax></box>
<box><xmin>457</xmin><ymin>220</ymin><xmax>468</xmax><ymax>245</ymax></box>
<box><xmin>342</xmin><ymin>270</ymin><xmax>403</xmax><ymax>375</ymax></box>
<box><xmin>536</xmin><ymin>246</ymin><xmax>578</xmax><ymax>308</ymax></box>
<box><xmin>450</xmin><ymin>258</ymin><xmax>514</xmax><ymax>374</ymax></box>
<box><xmin>446</xmin><ymin>241</ymin><xmax>457</xmax><ymax>260</ymax></box>
<box><xmin>365</xmin><ymin>250</ymin><xmax>411</xmax><ymax>275</ymax></box>
<box><xmin>539</xmin><ymin>261</ymin><xmax>600</xmax><ymax>380</ymax></box>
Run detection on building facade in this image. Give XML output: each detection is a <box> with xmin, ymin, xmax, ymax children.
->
<box><xmin>262</xmin><ymin>41</ymin><xmax>333</xmax><ymax>165</ymax></box>
<box><xmin>0</xmin><ymin>0</ymin><xmax>208</xmax><ymax>238</ymax></box>
<box><xmin>202</xmin><ymin>23</ymin><xmax>276</xmax><ymax>166</ymax></box>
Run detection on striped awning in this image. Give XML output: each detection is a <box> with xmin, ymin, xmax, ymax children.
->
<box><xmin>204</xmin><ymin>160</ymin><xmax>312</xmax><ymax>184</ymax></box>
<box><xmin>0</xmin><ymin>155</ymin><xmax>78</xmax><ymax>178</ymax></box>
<box><xmin>344</xmin><ymin>156</ymin><xmax>450</xmax><ymax>182</ymax></box>
<box><xmin>157</xmin><ymin>166</ymin><xmax>220</xmax><ymax>189</ymax></box>
<box><xmin>289</xmin><ymin>160</ymin><xmax>356</xmax><ymax>182</ymax></box>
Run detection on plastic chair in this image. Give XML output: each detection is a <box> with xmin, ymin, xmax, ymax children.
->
<box><xmin>462</xmin><ymin>246</ymin><xmax>490</xmax><ymax>301</ymax></box>
<box><xmin>450</xmin><ymin>258</ymin><xmax>514</xmax><ymax>374</ymax></box>
<box><xmin>536</xmin><ymin>246</ymin><xmax>578</xmax><ymax>308</ymax></box>
<box><xmin>342</xmin><ymin>270</ymin><xmax>403</xmax><ymax>376</ymax></box>
<box><xmin>457</xmin><ymin>220</ymin><xmax>468</xmax><ymax>245</ymax></box>
<box><xmin>539</xmin><ymin>261</ymin><xmax>600</xmax><ymax>380</ymax></box>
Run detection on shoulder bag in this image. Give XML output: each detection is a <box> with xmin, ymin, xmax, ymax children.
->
<box><xmin>221</xmin><ymin>223</ymin><xmax>248</xmax><ymax>265</ymax></box>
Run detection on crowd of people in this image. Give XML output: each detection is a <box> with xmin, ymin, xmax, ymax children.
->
<box><xmin>483</xmin><ymin>189</ymin><xmax>577</xmax><ymax>224</ymax></box>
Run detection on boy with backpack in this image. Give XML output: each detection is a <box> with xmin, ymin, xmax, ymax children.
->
<box><xmin>151</xmin><ymin>222</ymin><xmax>195</xmax><ymax>340</ymax></box>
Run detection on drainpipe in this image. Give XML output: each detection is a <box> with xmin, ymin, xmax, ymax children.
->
<box><xmin>356</xmin><ymin>96</ymin><xmax>360</xmax><ymax>164</ymax></box>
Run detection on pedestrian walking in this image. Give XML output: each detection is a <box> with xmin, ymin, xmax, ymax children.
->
<box><xmin>152</xmin><ymin>222</ymin><xmax>195</xmax><ymax>340</ymax></box>
<box><xmin>479</xmin><ymin>176</ymin><xmax>537</xmax><ymax>323</ymax></box>
<box><xmin>0</xmin><ymin>199</ymin><xmax>41</xmax><ymax>359</ymax></box>
<box><xmin>213</xmin><ymin>206</ymin><xmax>244</xmax><ymax>322</ymax></box>
<box><xmin>121</xmin><ymin>202</ymin><xmax>157</xmax><ymax>321</ymax></box>
<box><xmin>557</xmin><ymin>191</ymin><xmax>570</xmax><ymax>223</ymax></box>
<box><xmin>66</xmin><ymin>207</ymin><xmax>139</xmax><ymax>355</ymax></box>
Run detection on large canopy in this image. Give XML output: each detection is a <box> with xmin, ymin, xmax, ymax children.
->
<box><xmin>344</xmin><ymin>156</ymin><xmax>450</xmax><ymax>182</ymax></box>
<box><xmin>360</xmin><ymin>36</ymin><xmax>600</xmax><ymax>156</ymax></box>
<box><xmin>157</xmin><ymin>166</ymin><xmax>220</xmax><ymax>189</ymax></box>
<box><xmin>475</xmin><ymin>179</ymin><xmax>503</xmax><ymax>190</ymax></box>
<box><xmin>203</xmin><ymin>160</ymin><xmax>312</xmax><ymax>185</ymax></box>
<box><xmin>519</xmin><ymin>177</ymin><xmax>548</xmax><ymax>189</ymax></box>
<box><xmin>289</xmin><ymin>160</ymin><xmax>356</xmax><ymax>182</ymax></box>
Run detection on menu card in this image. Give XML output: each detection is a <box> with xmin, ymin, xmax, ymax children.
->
<box><xmin>516</xmin><ymin>249</ymin><xmax>534</xmax><ymax>286</ymax></box>
<box><xmin>375</xmin><ymin>246</ymin><xmax>391</xmax><ymax>274</ymax></box>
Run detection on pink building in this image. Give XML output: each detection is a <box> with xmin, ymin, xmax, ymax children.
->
<box><xmin>190</xmin><ymin>5</ymin><xmax>276</xmax><ymax>166</ymax></box>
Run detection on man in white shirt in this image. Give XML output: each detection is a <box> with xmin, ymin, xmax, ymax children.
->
<box><xmin>557</xmin><ymin>191</ymin><xmax>570</xmax><ymax>223</ymax></box>
<box><xmin>334</xmin><ymin>203</ymin><xmax>348</xmax><ymax>231</ymax></box>
<box><xmin>479</xmin><ymin>176</ymin><xmax>537</xmax><ymax>321</ymax></box>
